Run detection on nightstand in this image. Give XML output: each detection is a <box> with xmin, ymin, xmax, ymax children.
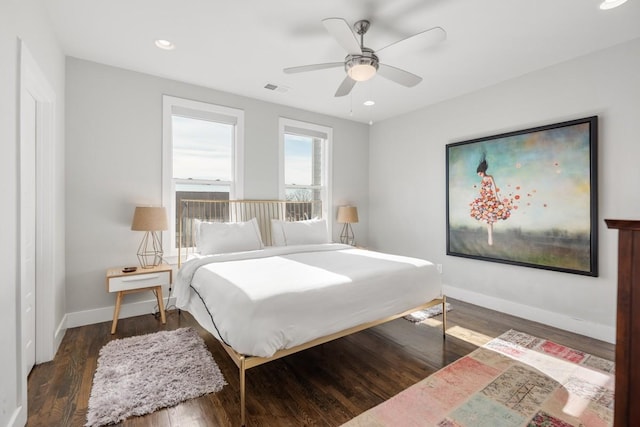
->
<box><xmin>106</xmin><ymin>264</ymin><xmax>173</xmax><ymax>334</ymax></box>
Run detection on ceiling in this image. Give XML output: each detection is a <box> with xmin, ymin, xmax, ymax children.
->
<box><xmin>41</xmin><ymin>0</ymin><xmax>640</xmax><ymax>124</ymax></box>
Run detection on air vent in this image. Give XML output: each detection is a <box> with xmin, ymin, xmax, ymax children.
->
<box><xmin>264</xmin><ymin>83</ymin><xmax>290</xmax><ymax>93</ymax></box>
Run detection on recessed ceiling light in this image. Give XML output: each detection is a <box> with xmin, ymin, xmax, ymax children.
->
<box><xmin>599</xmin><ymin>0</ymin><xmax>628</xmax><ymax>9</ymax></box>
<box><xmin>154</xmin><ymin>39</ymin><xmax>175</xmax><ymax>50</ymax></box>
<box><xmin>363</xmin><ymin>100</ymin><xmax>375</xmax><ymax>106</ymax></box>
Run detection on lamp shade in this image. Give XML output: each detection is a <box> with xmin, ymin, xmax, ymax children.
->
<box><xmin>131</xmin><ymin>206</ymin><xmax>168</xmax><ymax>231</ymax></box>
<box><xmin>337</xmin><ymin>206</ymin><xmax>359</xmax><ymax>224</ymax></box>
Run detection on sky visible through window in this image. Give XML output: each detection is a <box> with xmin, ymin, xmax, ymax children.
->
<box><xmin>173</xmin><ymin>116</ymin><xmax>315</xmax><ymax>188</ymax></box>
<box><xmin>285</xmin><ymin>133</ymin><xmax>313</xmax><ymax>186</ymax></box>
<box><xmin>172</xmin><ymin>115</ymin><xmax>232</xmax><ymax>181</ymax></box>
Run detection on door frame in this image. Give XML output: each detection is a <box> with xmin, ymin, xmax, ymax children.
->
<box><xmin>18</xmin><ymin>39</ymin><xmax>56</xmax><ymax>400</ymax></box>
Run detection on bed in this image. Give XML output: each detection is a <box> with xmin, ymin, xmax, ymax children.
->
<box><xmin>174</xmin><ymin>200</ymin><xmax>445</xmax><ymax>426</ymax></box>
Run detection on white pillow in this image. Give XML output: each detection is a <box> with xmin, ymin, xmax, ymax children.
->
<box><xmin>197</xmin><ymin>218</ymin><xmax>264</xmax><ymax>255</ymax></box>
<box><xmin>270</xmin><ymin>219</ymin><xmax>287</xmax><ymax>246</ymax></box>
<box><xmin>275</xmin><ymin>218</ymin><xmax>329</xmax><ymax>246</ymax></box>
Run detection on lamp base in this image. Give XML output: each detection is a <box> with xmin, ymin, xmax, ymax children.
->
<box><xmin>340</xmin><ymin>223</ymin><xmax>355</xmax><ymax>246</ymax></box>
<box><xmin>137</xmin><ymin>231</ymin><xmax>164</xmax><ymax>268</ymax></box>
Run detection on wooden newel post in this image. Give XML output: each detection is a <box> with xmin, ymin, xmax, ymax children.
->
<box><xmin>605</xmin><ymin>219</ymin><xmax>640</xmax><ymax>427</ymax></box>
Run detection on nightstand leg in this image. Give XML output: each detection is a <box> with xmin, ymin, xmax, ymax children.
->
<box><xmin>111</xmin><ymin>291</ymin><xmax>123</xmax><ymax>334</ymax></box>
<box><xmin>155</xmin><ymin>286</ymin><xmax>166</xmax><ymax>324</ymax></box>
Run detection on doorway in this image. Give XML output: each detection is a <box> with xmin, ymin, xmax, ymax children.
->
<box><xmin>20</xmin><ymin>81</ymin><xmax>37</xmax><ymax>374</ymax></box>
<box><xmin>19</xmin><ymin>41</ymin><xmax>56</xmax><ymax>379</ymax></box>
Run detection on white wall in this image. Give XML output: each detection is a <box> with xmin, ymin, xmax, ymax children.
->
<box><xmin>0</xmin><ymin>1</ymin><xmax>66</xmax><ymax>426</ymax></box>
<box><xmin>369</xmin><ymin>37</ymin><xmax>640</xmax><ymax>343</ymax></box>
<box><xmin>64</xmin><ymin>58</ymin><xmax>370</xmax><ymax>324</ymax></box>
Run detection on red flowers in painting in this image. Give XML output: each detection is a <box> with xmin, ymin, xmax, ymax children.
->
<box><xmin>470</xmin><ymin>179</ymin><xmax>513</xmax><ymax>224</ymax></box>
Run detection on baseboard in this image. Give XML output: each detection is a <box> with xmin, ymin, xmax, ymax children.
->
<box><xmin>65</xmin><ymin>296</ymin><xmax>177</xmax><ymax>329</ymax></box>
<box><xmin>7</xmin><ymin>405</ymin><xmax>26</xmax><ymax>427</ymax></box>
<box><xmin>64</xmin><ymin>286</ymin><xmax>614</xmax><ymax>342</ymax></box>
<box><xmin>54</xmin><ymin>316</ymin><xmax>66</xmax><ymax>352</ymax></box>
<box><xmin>442</xmin><ymin>284</ymin><xmax>615</xmax><ymax>344</ymax></box>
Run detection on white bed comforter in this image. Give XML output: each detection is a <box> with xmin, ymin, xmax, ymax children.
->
<box><xmin>175</xmin><ymin>243</ymin><xmax>441</xmax><ymax>358</ymax></box>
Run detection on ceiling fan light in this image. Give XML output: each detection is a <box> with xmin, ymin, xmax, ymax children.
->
<box><xmin>348</xmin><ymin>64</ymin><xmax>376</xmax><ymax>82</ymax></box>
<box><xmin>599</xmin><ymin>0</ymin><xmax>628</xmax><ymax>9</ymax></box>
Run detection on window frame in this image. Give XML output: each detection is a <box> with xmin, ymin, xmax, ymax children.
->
<box><xmin>278</xmin><ymin>117</ymin><xmax>333</xmax><ymax>235</ymax></box>
<box><xmin>162</xmin><ymin>95</ymin><xmax>245</xmax><ymax>257</ymax></box>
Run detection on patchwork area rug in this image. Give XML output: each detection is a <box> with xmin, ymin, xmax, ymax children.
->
<box><xmin>404</xmin><ymin>302</ymin><xmax>452</xmax><ymax>323</ymax></box>
<box><xmin>342</xmin><ymin>329</ymin><xmax>614</xmax><ymax>427</ymax></box>
<box><xmin>86</xmin><ymin>327</ymin><xmax>226</xmax><ymax>427</ymax></box>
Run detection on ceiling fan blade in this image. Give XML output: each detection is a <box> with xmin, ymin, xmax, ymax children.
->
<box><xmin>377</xmin><ymin>64</ymin><xmax>423</xmax><ymax>87</ymax></box>
<box><xmin>376</xmin><ymin>26</ymin><xmax>446</xmax><ymax>58</ymax></box>
<box><xmin>283</xmin><ymin>62</ymin><xmax>344</xmax><ymax>74</ymax></box>
<box><xmin>322</xmin><ymin>18</ymin><xmax>362</xmax><ymax>55</ymax></box>
<box><xmin>334</xmin><ymin>76</ymin><xmax>357</xmax><ymax>97</ymax></box>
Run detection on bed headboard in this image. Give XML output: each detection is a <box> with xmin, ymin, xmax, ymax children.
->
<box><xmin>178</xmin><ymin>199</ymin><xmax>322</xmax><ymax>265</ymax></box>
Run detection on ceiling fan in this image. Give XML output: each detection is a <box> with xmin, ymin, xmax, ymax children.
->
<box><xmin>284</xmin><ymin>18</ymin><xmax>446</xmax><ymax>97</ymax></box>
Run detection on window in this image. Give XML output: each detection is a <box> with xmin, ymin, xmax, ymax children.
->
<box><xmin>279</xmin><ymin>118</ymin><xmax>332</xmax><ymax>228</ymax></box>
<box><xmin>163</xmin><ymin>95</ymin><xmax>244</xmax><ymax>254</ymax></box>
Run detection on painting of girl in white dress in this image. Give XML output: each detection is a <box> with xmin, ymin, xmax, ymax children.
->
<box><xmin>446</xmin><ymin>116</ymin><xmax>598</xmax><ymax>276</ymax></box>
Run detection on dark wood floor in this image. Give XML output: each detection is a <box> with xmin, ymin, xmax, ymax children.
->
<box><xmin>27</xmin><ymin>298</ymin><xmax>614</xmax><ymax>427</ymax></box>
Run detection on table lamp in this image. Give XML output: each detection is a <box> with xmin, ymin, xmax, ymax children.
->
<box><xmin>131</xmin><ymin>206</ymin><xmax>168</xmax><ymax>268</ymax></box>
<box><xmin>337</xmin><ymin>206</ymin><xmax>358</xmax><ymax>245</ymax></box>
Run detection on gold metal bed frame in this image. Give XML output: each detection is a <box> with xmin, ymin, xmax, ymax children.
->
<box><xmin>177</xmin><ymin>199</ymin><xmax>446</xmax><ymax>426</ymax></box>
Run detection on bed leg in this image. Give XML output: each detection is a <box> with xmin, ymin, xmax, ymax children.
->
<box><xmin>442</xmin><ymin>296</ymin><xmax>447</xmax><ymax>339</ymax></box>
<box><xmin>240</xmin><ymin>356</ymin><xmax>246</xmax><ymax>426</ymax></box>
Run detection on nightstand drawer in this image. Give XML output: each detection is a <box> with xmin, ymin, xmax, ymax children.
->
<box><xmin>108</xmin><ymin>271</ymin><xmax>170</xmax><ymax>292</ymax></box>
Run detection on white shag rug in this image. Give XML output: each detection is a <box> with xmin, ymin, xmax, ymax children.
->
<box><xmin>86</xmin><ymin>327</ymin><xmax>226</xmax><ymax>427</ymax></box>
<box><xmin>404</xmin><ymin>302</ymin><xmax>452</xmax><ymax>323</ymax></box>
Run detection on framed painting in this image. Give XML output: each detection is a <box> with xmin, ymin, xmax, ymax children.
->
<box><xmin>446</xmin><ymin>116</ymin><xmax>598</xmax><ymax>276</ymax></box>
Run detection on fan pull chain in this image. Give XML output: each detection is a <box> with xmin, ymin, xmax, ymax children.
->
<box><xmin>349</xmin><ymin>93</ymin><xmax>353</xmax><ymax>116</ymax></box>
